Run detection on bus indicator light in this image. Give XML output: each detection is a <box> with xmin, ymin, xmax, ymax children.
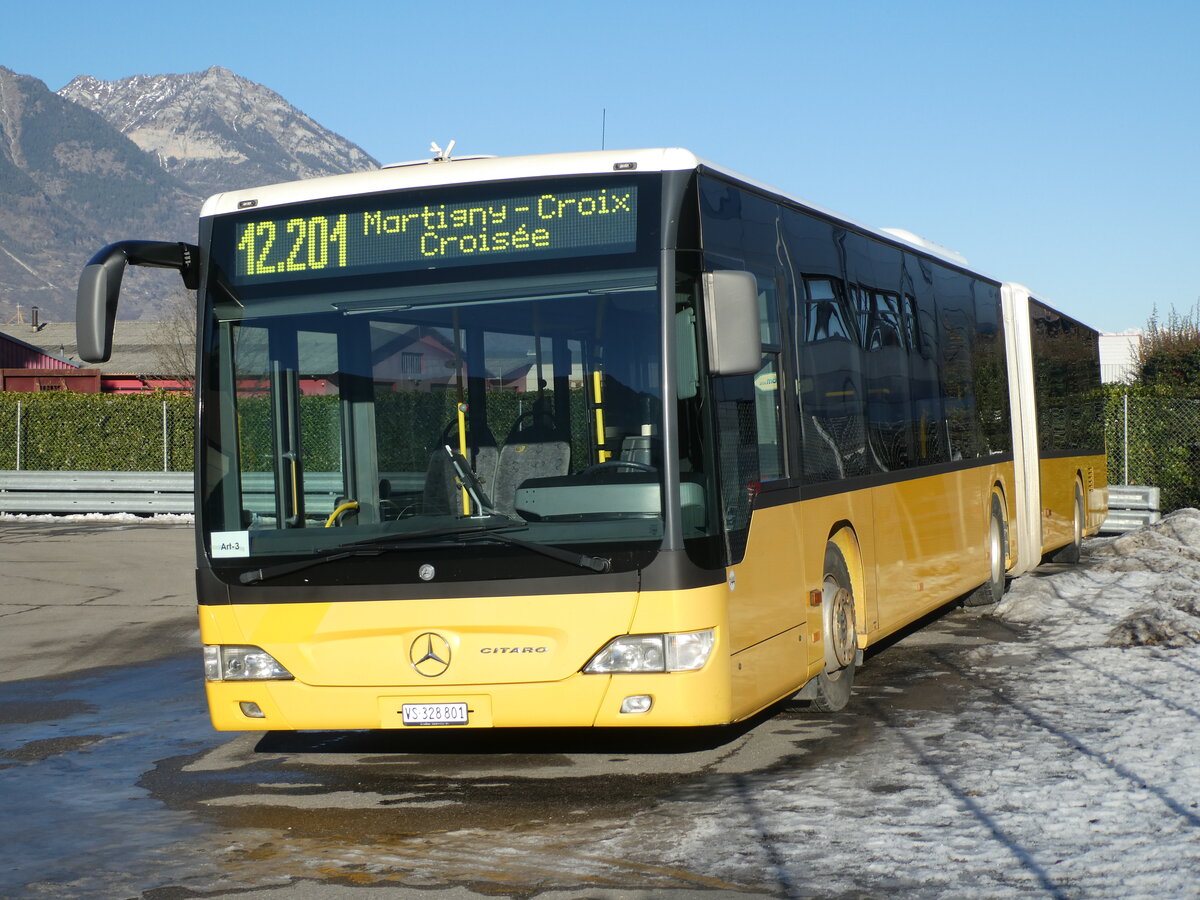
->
<box><xmin>620</xmin><ymin>695</ymin><xmax>653</xmax><ymax>714</ymax></box>
<box><xmin>239</xmin><ymin>701</ymin><xmax>266</xmax><ymax>718</ymax></box>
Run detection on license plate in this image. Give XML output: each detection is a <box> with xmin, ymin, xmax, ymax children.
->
<box><xmin>401</xmin><ymin>702</ymin><xmax>469</xmax><ymax>726</ymax></box>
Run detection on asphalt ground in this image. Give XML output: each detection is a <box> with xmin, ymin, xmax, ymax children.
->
<box><xmin>1</xmin><ymin>518</ymin><xmax>1102</xmax><ymax>900</ymax></box>
<box><xmin>0</xmin><ymin>519</ymin><xmax>198</xmax><ymax>682</ymax></box>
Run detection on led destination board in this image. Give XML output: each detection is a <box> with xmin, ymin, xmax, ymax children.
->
<box><xmin>232</xmin><ymin>184</ymin><xmax>638</xmax><ymax>284</ymax></box>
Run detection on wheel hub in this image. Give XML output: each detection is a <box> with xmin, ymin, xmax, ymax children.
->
<box><xmin>823</xmin><ymin>578</ymin><xmax>857</xmax><ymax>673</ymax></box>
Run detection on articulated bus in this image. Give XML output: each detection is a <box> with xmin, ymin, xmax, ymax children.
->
<box><xmin>76</xmin><ymin>148</ymin><xmax>1106</xmax><ymax>730</ymax></box>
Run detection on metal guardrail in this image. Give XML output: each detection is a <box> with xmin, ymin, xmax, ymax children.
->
<box><xmin>0</xmin><ymin>470</ymin><xmax>426</xmax><ymax>516</ymax></box>
<box><xmin>1100</xmin><ymin>484</ymin><xmax>1162</xmax><ymax>533</ymax></box>
<box><xmin>0</xmin><ymin>471</ymin><xmax>194</xmax><ymax>514</ymax></box>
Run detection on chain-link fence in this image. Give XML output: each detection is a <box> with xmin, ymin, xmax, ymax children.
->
<box><xmin>8</xmin><ymin>387</ymin><xmax>1193</xmax><ymax>512</ymax></box>
<box><xmin>0</xmin><ymin>393</ymin><xmax>193</xmax><ymax>472</ymax></box>
<box><xmin>1105</xmin><ymin>389</ymin><xmax>1200</xmax><ymax>512</ymax></box>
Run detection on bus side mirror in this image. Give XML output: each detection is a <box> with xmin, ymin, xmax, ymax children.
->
<box><xmin>76</xmin><ymin>241</ymin><xmax>200</xmax><ymax>362</ymax></box>
<box><xmin>703</xmin><ymin>270</ymin><xmax>761</xmax><ymax>376</ymax></box>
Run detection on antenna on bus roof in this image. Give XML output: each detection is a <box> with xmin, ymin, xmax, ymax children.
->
<box><xmin>430</xmin><ymin>140</ymin><xmax>456</xmax><ymax>162</ymax></box>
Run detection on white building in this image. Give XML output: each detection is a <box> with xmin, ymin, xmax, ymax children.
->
<box><xmin>1099</xmin><ymin>332</ymin><xmax>1142</xmax><ymax>384</ymax></box>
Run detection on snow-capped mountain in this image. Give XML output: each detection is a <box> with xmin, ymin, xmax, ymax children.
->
<box><xmin>0</xmin><ymin>65</ymin><xmax>380</xmax><ymax>322</ymax></box>
<box><xmin>0</xmin><ymin>66</ymin><xmax>198</xmax><ymax>322</ymax></box>
<box><xmin>60</xmin><ymin>66</ymin><xmax>378</xmax><ymax>198</ymax></box>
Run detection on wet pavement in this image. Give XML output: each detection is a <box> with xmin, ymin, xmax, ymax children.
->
<box><xmin>0</xmin><ymin>521</ymin><xmax>1027</xmax><ymax>899</ymax></box>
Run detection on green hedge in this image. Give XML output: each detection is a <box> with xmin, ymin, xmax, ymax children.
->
<box><xmin>0</xmin><ymin>391</ymin><xmax>194</xmax><ymax>471</ymax></box>
<box><xmin>0</xmin><ymin>389</ymin><xmax>592</xmax><ymax>475</ymax></box>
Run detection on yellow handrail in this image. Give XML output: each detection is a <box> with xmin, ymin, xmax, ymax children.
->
<box><xmin>593</xmin><ymin>370</ymin><xmax>610</xmax><ymax>463</ymax></box>
<box><xmin>324</xmin><ymin>501</ymin><xmax>359</xmax><ymax>528</ymax></box>
<box><xmin>457</xmin><ymin>402</ymin><xmax>470</xmax><ymax>515</ymax></box>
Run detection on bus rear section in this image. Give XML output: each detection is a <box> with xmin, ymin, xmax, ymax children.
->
<box><xmin>1002</xmin><ymin>284</ymin><xmax>1108</xmax><ymax>574</ymax></box>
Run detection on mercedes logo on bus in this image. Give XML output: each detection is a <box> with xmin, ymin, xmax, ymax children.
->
<box><xmin>409</xmin><ymin>632</ymin><xmax>452</xmax><ymax>677</ymax></box>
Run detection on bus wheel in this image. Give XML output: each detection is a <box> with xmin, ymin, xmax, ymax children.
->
<box><xmin>965</xmin><ymin>493</ymin><xmax>1007</xmax><ymax>606</ymax></box>
<box><xmin>809</xmin><ymin>543</ymin><xmax>858</xmax><ymax>712</ymax></box>
<box><xmin>1057</xmin><ymin>483</ymin><xmax>1085</xmax><ymax>564</ymax></box>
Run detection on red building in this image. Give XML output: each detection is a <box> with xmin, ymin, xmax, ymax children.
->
<box><xmin>0</xmin><ymin>329</ymin><xmax>104</xmax><ymax>392</ymax></box>
<box><xmin>0</xmin><ymin>322</ymin><xmax>188</xmax><ymax>394</ymax></box>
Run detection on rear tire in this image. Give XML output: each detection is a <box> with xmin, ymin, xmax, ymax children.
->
<box><xmin>807</xmin><ymin>542</ymin><xmax>858</xmax><ymax>713</ymax></box>
<box><xmin>964</xmin><ymin>493</ymin><xmax>1007</xmax><ymax>607</ymax></box>
<box><xmin>1056</xmin><ymin>483</ymin><xmax>1085</xmax><ymax>564</ymax></box>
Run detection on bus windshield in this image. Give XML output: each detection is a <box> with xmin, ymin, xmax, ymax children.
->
<box><xmin>199</xmin><ymin>263</ymin><xmax>667</xmax><ymax>582</ymax></box>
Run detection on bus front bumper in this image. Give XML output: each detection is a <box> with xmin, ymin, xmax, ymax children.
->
<box><xmin>204</xmin><ymin>666</ymin><xmax>734</xmax><ymax>731</ymax></box>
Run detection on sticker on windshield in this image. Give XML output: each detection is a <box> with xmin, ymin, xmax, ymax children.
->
<box><xmin>211</xmin><ymin>531</ymin><xmax>251</xmax><ymax>558</ymax></box>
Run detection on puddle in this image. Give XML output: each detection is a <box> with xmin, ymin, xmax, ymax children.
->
<box><xmin>0</xmin><ymin>655</ymin><xmax>224</xmax><ymax>898</ymax></box>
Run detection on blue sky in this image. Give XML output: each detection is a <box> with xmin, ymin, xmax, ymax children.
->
<box><xmin>4</xmin><ymin>0</ymin><xmax>1198</xmax><ymax>333</ymax></box>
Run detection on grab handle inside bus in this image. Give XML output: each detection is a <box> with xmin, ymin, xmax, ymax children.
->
<box><xmin>702</xmin><ymin>270</ymin><xmax>761</xmax><ymax>376</ymax></box>
<box><xmin>76</xmin><ymin>240</ymin><xmax>200</xmax><ymax>362</ymax></box>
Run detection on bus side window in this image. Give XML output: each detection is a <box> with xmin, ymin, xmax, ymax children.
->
<box><xmin>754</xmin><ymin>274</ymin><xmax>786</xmax><ymax>482</ymax></box>
<box><xmin>796</xmin><ymin>275</ymin><xmax>868</xmax><ymax>483</ymax></box>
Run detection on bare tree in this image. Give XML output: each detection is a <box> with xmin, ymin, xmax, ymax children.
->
<box><xmin>152</xmin><ymin>287</ymin><xmax>197</xmax><ymax>390</ymax></box>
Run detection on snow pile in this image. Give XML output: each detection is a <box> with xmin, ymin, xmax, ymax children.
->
<box><xmin>996</xmin><ymin>508</ymin><xmax>1200</xmax><ymax>649</ymax></box>
<box><xmin>0</xmin><ymin>511</ymin><xmax>193</xmax><ymax>525</ymax></box>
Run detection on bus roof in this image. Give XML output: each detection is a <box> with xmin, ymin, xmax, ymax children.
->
<box><xmin>199</xmin><ymin>148</ymin><xmax>705</xmax><ymax>217</ymax></box>
<box><xmin>199</xmin><ymin>147</ymin><xmax>990</xmax><ymax>281</ymax></box>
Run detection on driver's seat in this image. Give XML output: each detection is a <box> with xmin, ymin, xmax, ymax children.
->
<box><xmin>491</xmin><ymin>415</ymin><xmax>570</xmax><ymax>515</ymax></box>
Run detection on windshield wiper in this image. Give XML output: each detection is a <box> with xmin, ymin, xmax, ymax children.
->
<box><xmin>237</xmin><ymin>519</ymin><xmax>610</xmax><ymax>584</ymax></box>
<box><xmin>458</xmin><ymin>529</ymin><xmax>611</xmax><ymax>573</ymax></box>
<box><xmin>238</xmin><ymin>520</ymin><xmax>512</xmax><ymax>585</ymax></box>
<box><xmin>341</xmin><ymin>515</ymin><xmax>610</xmax><ymax>572</ymax></box>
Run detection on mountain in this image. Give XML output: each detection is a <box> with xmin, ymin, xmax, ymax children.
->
<box><xmin>60</xmin><ymin>66</ymin><xmax>378</xmax><ymax>198</ymax></box>
<box><xmin>0</xmin><ymin>66</ymin><xmax>199</xmax><ymax>322</ymax></box>
<box><xmin>0</xmin><ymin>65</ymin><xmax>379</xmax><ymax>323</ymax></box>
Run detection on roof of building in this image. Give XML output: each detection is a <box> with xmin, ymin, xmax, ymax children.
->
<box><xmin>0</xmin><ymin>322</ymin><xmax>168</xmax><ymax>375</ymax></box>
<box><xmin>0</xmin><ymin>328</ymin><xmax>77</xmax><ymax>369</ymax></box>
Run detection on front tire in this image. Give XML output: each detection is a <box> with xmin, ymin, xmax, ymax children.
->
<box><xmin>808</xmin><ymin>542</ymin><xmax>858</xmax><ymax>712</ymax></box>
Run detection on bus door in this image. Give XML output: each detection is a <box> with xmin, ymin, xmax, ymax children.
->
<box><xmin>715</xmin><ymin>265</ymin><xmax>806</xmax><ymax>658</ymax></box>
<box><xmin>231</xmin><ymin>317</ymin><xmax>361</xmax><ymax>530</ymax></box>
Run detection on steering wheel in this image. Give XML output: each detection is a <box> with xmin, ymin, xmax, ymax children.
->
<box><xmin>432</xmin><ymin>418</ymin><xmax>462</xmax><ymax>453</ymax></box>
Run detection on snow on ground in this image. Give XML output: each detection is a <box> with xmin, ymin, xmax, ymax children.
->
<box><xmin>583</xmin><ymin>510</ymin><xmax>1200</xmax><ymax>898</ymax></box>
<box><xmin>0</xmin><ymin>512</ymin><xmax>193</xmax><ymax>525</ymax></box>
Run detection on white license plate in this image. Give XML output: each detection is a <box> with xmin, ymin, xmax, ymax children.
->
<box><xmin>401</xmin><ymin>702</ymin><xmax>469</xmax><ymax>726</ymax></box>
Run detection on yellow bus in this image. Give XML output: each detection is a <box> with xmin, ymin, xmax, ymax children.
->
<box><xmin>76</xmin><ymin>148</ymin><xmax>1106</xmax><ymax>730</ymax></box>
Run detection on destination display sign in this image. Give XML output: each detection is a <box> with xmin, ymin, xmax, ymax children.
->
<box><xmin>229</xmin><ymin>184</ymin><xmax>638</xmax><ymax>284</ymax></box>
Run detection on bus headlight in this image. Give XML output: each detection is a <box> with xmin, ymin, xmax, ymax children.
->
<box><xmin>203</xmin><ymin>645</ymin><xmax>294</xmax><ymax>681</ymax></box>
<box><xmin>583</xmin><ymin>629</ymin><xmax>715</xmax><ymax>674</ymax></box>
